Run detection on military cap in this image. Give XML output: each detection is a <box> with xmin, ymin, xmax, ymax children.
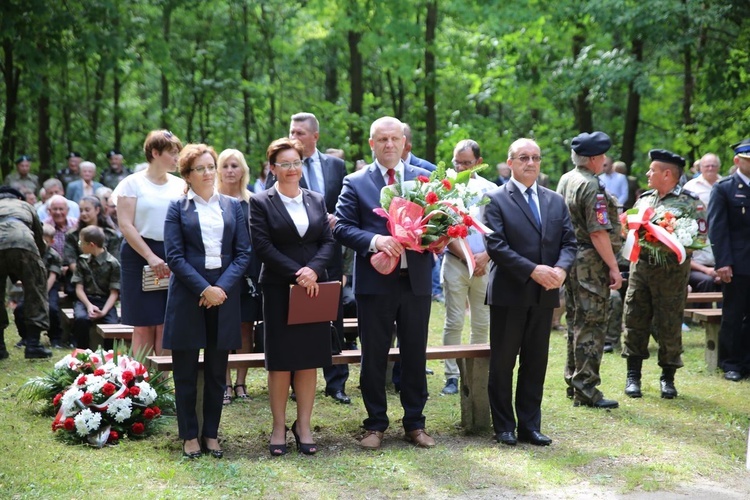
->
<box><xmin>106</xmin><ymin>149</ymin><xmax>122</xmax><ymax>159</ymax></box>
<box><xmin>0</xmin><ymin>186</ymin><xmax>25</xmax><ymax>200</ymax></box>
<box><xmin>649</xmin><ymin>149</ymin><xmax>685</xmax><ymax>169</ymax></box>
<box><xmin>571</xmin><ymin>131</ymin><xmax>612</xmax><ymax>156</ymax></box>
<box><xmin>15</xmin><ymin>154</ymin><xmax>31</xmax><ymax>164</ymax></box>
<box><xmin>67</xmin><ymin>151</ymin><xmax>82</xmax><ymax>159</ymax></box>
<box><xmin>732</xmin><ymin>138</ymin><xmax>750</xmax><ymax>159</ymax></box>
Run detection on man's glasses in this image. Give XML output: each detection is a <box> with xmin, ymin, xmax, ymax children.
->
<box><xmin>275</xmin><ymin>160</ymin><xmax>303</xmax><ymax>170</ymax></box>
<box><xmin>452</xmin><ymin>159</ymin><xmax>477</xmax><ymax>168</ymax></box>
<box><xmin>511</xmin><ymin>155</ymin><xmax>543</xmax><ymax>164</ymax></box>
<box><xmin>192</xmin><ymin>165</ymin><xmax>217</xmax><ymax>173</ymax></box>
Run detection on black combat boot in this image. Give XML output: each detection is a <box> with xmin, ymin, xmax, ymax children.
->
<box><xmin>624</xmin><ymin>357</ymin><xmax>643</xmax><ymax>398</ymax></box>
<box><xmin>660</xmin><ymin>367</ymin><xmax>678</xmax><ymax>399</ymax></box>
<box><xmin>0</xmin><ymin>330</ymin><xmax>9</xmax><ymax>360</ymax></box>
<box><xmin>24</xmin><ymin>327</ymin><xmax>52</xmax><ymax>359</ymax></box>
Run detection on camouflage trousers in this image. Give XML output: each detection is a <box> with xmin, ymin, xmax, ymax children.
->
<box><xmin>604</xmin><ymin>290</ymin><xmax>623</xmax><ymax>347</ymax></box>
<box><xmin>564</xmin><ymin>269</ymin><xmax>609</xmax><ymax>404</ymax></box>
<box><xmin>622</xmin><ymin>258</ymin><xmax>690</xmax><ymax>368</ymax></box>
<box><xmin>0</xmin><ymin>248</ymin><xmax>49</xmax><ymax>333</ymax></box>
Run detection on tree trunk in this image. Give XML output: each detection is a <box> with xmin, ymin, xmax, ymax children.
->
<box><xmin>621</xmin><ymin>38</ymin><xmax>643</xmax><ymax>171</ymax></box>
<box><xmin>424</xmin><ymin>1</ymin><xmax>438</xmax><ymax>163</ymax></box>
<box><xmin>572</xmin><ymin>28</ymin><xmax>593</xmax><ymax>132</ymax></box>
<box><xmin>113</xmin><ymin>69</ymin><xmax>121</xmax><ymax>150</ymax></box>
<box><xmin>37</xmin><ymin>75</ymin><xmax>52</xmax><ymax>179</ymax></box>
<box><xmin>324</xmin><ymin>42</ymin><xmax>338</xmax><ymax>103</ymax></box>
<box><xmin>90</xmin><ymin>59</ymin><xmax>107</xmax><ymax>147</ymax></box>
<box><xmin>683</xmin><ymin>44</ymin><xmax>696</xmax><ymax>165</ymax></box>
<box><xmin>1</xmin><ymin>39</ymin><xmax>21</xmax><ymax>179</ymax></box>
<box><xmin>348</xmin><ymin>29</ymin><xmax>363</xmax><ymax>159</ymax></box>
<box><xmin>241</xmin><ymin>3</ymin><xmax>254</xmax><ymax>154</ymax></box>
<box><xmin>160</xmin><ymin>5</ymin><xmax>172</xmax><ymax>129</ymax></box>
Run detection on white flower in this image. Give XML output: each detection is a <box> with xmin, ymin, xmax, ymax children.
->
<box><xmin>74</xmin><ymin>408</ymin><xmax>102</xmax><ymax>436</ymax></box>
<box><xmin>445</xmin><ymin>168</ymin><xmax>457</xmax><ymax>179</ymax></box>
<box><xmin>86</xmin><ymin>375</ymin><xmax>107</xmax><ymax>395</ymax></box>
<box><xmin>54</xmin><ymin>355</ymin><xmax>76</xmax><ymax>370</ymax></box>
<box><xmin>135</xmin><ymin>382</ymin><xmax>158</xmax><ymax>405</ymax></box>
<box><xmin>61</xmin><ymin>388</ymin><xmax>84</xmax><ymax>417</ymax></box>
<box><xmin>106</xmin><ymin>398</ymin><xmax>133</xmax><ymax>423</ymax></box>
<box><xmin>675</xmin><ymin>229</ymin><xmax>693</xmax><ymax>246</ymax></box>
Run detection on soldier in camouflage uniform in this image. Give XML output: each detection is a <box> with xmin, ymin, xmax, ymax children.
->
<box><xmin>0</xmin><ymin>186</ymin><xmax>52</xmax><ymax>359</ymax></box>
<box><xmin>557</xmin><ymin>132</ymin><xmax>622</xmax><ymax>409</ymax></box>
<box><xmin>3</xmin><ymin>155</ymin><xmax>39</xmax><ymax>194</ymax></box>
<box><xmin>100</xmin><ymin>149</ymin><xmax>132</xmax><ymax>189</ymax></box>
<box><xmin>57</xmin><ymin>152</ymin><xmax>83</xmax><ymax>190</ymax></box>
<box><xmin>623</xmin><ymin>149</ymin><xmax>706</xmax><ymax>399</ymax></box>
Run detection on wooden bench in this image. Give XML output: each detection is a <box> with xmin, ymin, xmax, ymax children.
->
<box><xmin>686</xmin><ymin>309</ymin><xmax>722</xmax><ymax>372</ymax></box>
<box><xmin>147</xmin><ymin>343</ymin><xmax>492</xmax><ymax>433</ymax></box>
<box><xmin>685</xmin><ymin>292</ymin><xmax>722</xmax><ymax>304</ymax></box>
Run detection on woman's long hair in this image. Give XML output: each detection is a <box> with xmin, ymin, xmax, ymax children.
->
<box><xmin>77</xmin><ymin>195</ymin><xmax>113</xmax><ymax>231</ymax></box>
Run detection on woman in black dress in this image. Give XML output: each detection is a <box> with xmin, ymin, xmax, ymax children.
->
<box><xmin>249</xmin><ymin>138</ymin><xmax>335</xmax><ymax>456</ymax></box>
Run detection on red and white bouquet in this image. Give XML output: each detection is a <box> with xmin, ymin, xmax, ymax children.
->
<box><xmin>620</xmin><ymin>205</ymin><xmax>707</xmax><ymax>266</ymax></box>
<box><xmin>372</xmin><ymin>163</ymin><xmax>492</xmax><ymax>275</ymax></box>
<box><xmin>22</xmin><ymin>347</ymin><xmax>171</xmax><ymax>447</ymax></box>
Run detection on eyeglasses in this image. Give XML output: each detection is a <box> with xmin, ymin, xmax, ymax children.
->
<box><xmin>192</xmin><ymin>165</ymin><xmax>217</xmax><ymax>173</ymax></box>
<box><xmin>452</xmin><ymin>159</ymin><xmax>477</xmax><ymax>168</ymax></box>
<box><xmin>511</xmin><ymin>155</ymin><xmax>543</xmax><ymax>164</ymax></box>
<box><xmin>274</xmin><ymin>160</ymin><xmax>303</xmax><ymax>170</ymax></box>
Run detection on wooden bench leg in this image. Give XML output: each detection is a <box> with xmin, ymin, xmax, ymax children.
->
<box><xmin>705</xmin><ymin>323</ymin><xmax>719</xmax><ymax>372</ymax></box>
<box><xmin>458</xmin><ymin>357</ymin><xmax>491</xmax><ymax>434</ymax></box>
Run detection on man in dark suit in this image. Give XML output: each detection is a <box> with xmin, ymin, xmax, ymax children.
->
<box><xmin>484</xmin><ymin>138</ymin><xmax>577</xmax><ymax>447</ymax></box>
<box><xmin>401</xmin><ymin>123</ymin><xmax>436</xmax><ymax>172</ymax></box>
<box><xmin>334</xmin><ymin>116</ymin><xmax>435</xmax><ymax>449</ymax></box>
<box><xmin>708</xmin><ymin>138</ymin><xmax>750</xmax><ymax>381</ymax></box>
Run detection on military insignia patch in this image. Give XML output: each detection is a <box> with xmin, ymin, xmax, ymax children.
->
<box><xmin>595</xmin><ymin>194</ymin><xmax>608</xmax><ymax>225</ymax></box>
<box><xmin>697</xmin><ymin>218</ymin><xmax>707</xmax><ymax>233</ymax></box>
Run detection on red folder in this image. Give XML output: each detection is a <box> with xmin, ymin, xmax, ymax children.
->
<box><xmin>287</xmin><ymin>281</ymin><xmax>341</xmax><ymax>325</ymax></box>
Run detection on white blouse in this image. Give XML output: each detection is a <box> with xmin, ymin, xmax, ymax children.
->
<box><xmin>111</xmin><ymin>170</ymin><xmax>185</xmax><ymax>240</ymax></box>
<box><xmin>276</xmin><ymin>184</ymin><xmax>309</xmax><ymax>237</ymax></box>
<box><xmin>188</xmin><ymin>189</ymin><xmax>224</xmax><ymax>270</ymax></box>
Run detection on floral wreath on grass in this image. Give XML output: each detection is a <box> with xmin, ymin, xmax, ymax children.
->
<box><xmin>620</xmin><ymin>205</ymin><xmax>707</xmax><ymax>266</ymax></box>
<box><xmin>21</xmin><ymin>343</ymin><xmax>173</xmax><ymax>448</ymax></box>
<box><xmin>372</xmin><ymin>162</ymin><xmax>492</xmax><ymax>276</ymax></box>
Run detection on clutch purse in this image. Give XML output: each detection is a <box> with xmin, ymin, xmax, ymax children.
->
<box><xmin>142</xmin><ymin>265</ymin><xmax>169</xmax><ymax>292</ymax></box>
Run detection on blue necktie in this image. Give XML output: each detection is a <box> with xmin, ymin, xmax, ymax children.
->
<box><xmin>305</xmin><ymin>157</ymin><xmax>321</xmax><ymax>193</ymax></box>
<box><xmin>526</xmin><ymin>187</ymin><xmax>541</xmax><ymax>227</ymax></box>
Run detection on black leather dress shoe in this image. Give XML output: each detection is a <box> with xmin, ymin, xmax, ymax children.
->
<box><xmin>518</xmin><ymin>430</ymin><xmax>552</xmax><ymax>446</ymax></box>
<box><xmin>326</xmin><ymin>389</ymin><xmax>351</xmax><ymax>404</ymax></box>
<box><xmin>724</xmin><ymin>370</ymin><xmax>743</xmax><ymax>382</ymax></box>
<box><xmin>573</xmin><ymin>398</ymin><xmax>619</xmax><ymax>409</ymax></box>
<box><xmin>496</xmin><ymin>431</ymin><xmax>517</xmax><ymax>446</ymax></box>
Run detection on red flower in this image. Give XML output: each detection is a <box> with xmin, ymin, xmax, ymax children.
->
<box><xmin>447</xmin><ymin>225</ymin><xmax>461</xmax><ymax>238</ymax></box>
<box><xmin>134</xmin><ymin>364</ymin><xmax>147</xmax><ymax>377</ymax></box>
<box><xmin>53</xmin><ymin>393</ymin><xmax>63</xmax><ymax>407</ymax></box>
<box><xmin>462</xmin><ymin>214</ymin><xmax>474</xmax><ymax>227</ymax></box>
<box><xmin>121</xmin><ymin>371</ymin><xmax>134</xmax><ymax>384</ymax></box>
<box><xmin>152</xmin><ymin>406</ymin><xmax>162</xmax><ymax>417</ymax></box>
<box><xmin>417</xmin><ymin>175</ymin><xmax>430</xmax><ymax>183</ymax></box>
<box><xmin>645</xmin><ymin>232</ymin><xmax>659</xmax><ymax>243</ymax></box>
<box><xmin>131</xmin><ymin>422</ymin><xmax>145</xmax><ymax>435</ymax></box>
<box><xmin>144</xmin><ymin>408</ymin><xmax>155</xmax><ymax>420</ymax></box>
<box><xmin>64</xmin><ymin>418</ymin><xmax>75</xmax><ymax>431</ymax></box>
<box><xmin>108</xmin><ymin>430</ymin><xmax>120</xmax><ymax>443</ymax></box>
<box><xmin>129</xmin><ymin>386</ymin><xmax>141</xmax><ymax>397</ymax></box>
<box><xmin>102</xmin><ymin>382</ymin><xmax>116</xmax><ymax>396</ymax></box>
<box><xmin>441</xmin><ymin>179</ymin><xmax>453</xmax><ymax>190</ymax></box>
<box><xmin>425</xmin><ymin>192</ymin><xmax>439</xmax><ymax>204</ymax></box>
<box><xmin>94</xmin><ymin>368</ymin><xmax>105</xmax><ymax>376</ymax></box>
<box><xmin>81</xmin><ymin>392</ymin><xmax>94</xmax><ymax>405</ymax></box>
<box><xmin>77</xmin><ymin>375</ymin><xmax>87</xmax><ymax>386</ymax></box>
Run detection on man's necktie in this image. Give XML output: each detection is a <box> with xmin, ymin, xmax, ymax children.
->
<box><xmin>387</xmin><ymin>169</ymin><xmax>396</xmax><ymax>185</ymax></box>
<box><xmin>304</xmin><ymin>157</ymin><xmax>321</xmax><ymax>193</ymax></box>
<box><xmin>526</xmin><ymin>187</ymin><xmax>541</xmax><ymax>227</ymax></box>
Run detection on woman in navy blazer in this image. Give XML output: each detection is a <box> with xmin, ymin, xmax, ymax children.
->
<box><xmin>250</xmin><ymin>138</ymin><xmax>335</xmax><ymax>456</ymax></box>
<box><xmin>162</xmin><ymin>144</ymin><xmax>251</xmax><ymax>459</ymax></box>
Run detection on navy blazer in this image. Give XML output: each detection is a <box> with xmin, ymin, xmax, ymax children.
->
<box><xmin>333</xmin><ymin>162</ymin><xmax>433</xmax><ymax>296</ymax></box>
<box><xmin>65</xmin><ymin>179</ymin><xmax>104</xmax><ymax>204</ymax></box>
<box><xmin>162</xmin><ymin>194</ymin><xmax>251</xmax><ymax>350</ymax></box>
<box><xmin>708</xmin><ymin>173</ymin><xmax>750</xmax><ymax>277</ymax></box>
<box><xmin>407</xmin><ymin>153</ymin><xmax>436</xmax><ymax>172</ymax></box>
<box><xmin>483</xmin><ymin>181</ymin><xmax>577</xmax><ymax>308</ymax></box>
<box><xmin>249</xmin><ymin>186</ymin><xmax>335</xmax><ymax>285</ymax></box>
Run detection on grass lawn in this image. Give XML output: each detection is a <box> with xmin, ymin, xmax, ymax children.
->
<box><xmin>1</xmin><ymin>303</ymin><xmax>749</xmax><ymax>499</ymax></box>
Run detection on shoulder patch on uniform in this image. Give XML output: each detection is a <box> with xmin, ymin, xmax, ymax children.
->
<box><xmin>640</xmin><ymin>189</ymin><xmax>655</xmax><ymax>196</ymax></box>
<box><xmin>682</xmin><ymin>188</ymin><xmax>700</xmax><ymax>200</ymax></box>
<box><xmin>595</xmin><ymin>194</ymin><xmax>609</xmax><ymax>225</ymax></box>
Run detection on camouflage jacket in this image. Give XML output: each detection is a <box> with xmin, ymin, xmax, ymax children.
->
<box><xmin>0</xmin><ymin>196</ymin><xmax>45</xmax><ymax>256</ymax></box>
<box><xmin>71</xmin><ymin>250</ymin><xmax>121</xmax><ymax>298</ymax></box>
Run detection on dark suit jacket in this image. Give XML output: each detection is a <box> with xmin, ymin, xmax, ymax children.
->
<box><xmin>162</xmin><ymin>194</ymin><xmax>251</xmax><ymax>350</ymax></box>
<box><xmin>484</xmin><ymin>181</ymin><xmax>577</xmax><ymax>308</ymax></box>
<box><xmin>266</xmin><ymin>150</ymin><xmax>347</xmax><ymax>213</ymax></box>
<box><xmin>249</xmin><ymin>186</ymin><xmax>335</xmax><ymax>285</ymax></box>
<box><xmin>333</xmin><ymin>162</ymin><xmax>433</xmax><ymax>296</ymax></box>
<box><xmin>708</xmin><ymin>173</ymin><xmax>750</xmax><ymax>277</ymax></box>
<box><xmin>407</xmin><ymin>153</ymin><xmax>436</xmax><ymax>172</ymax></box>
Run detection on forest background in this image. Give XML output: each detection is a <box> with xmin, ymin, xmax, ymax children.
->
<box><xmin>1</xmin><ymin>0</ymin><xmax>749</xmax><ymax>184</ymax></box>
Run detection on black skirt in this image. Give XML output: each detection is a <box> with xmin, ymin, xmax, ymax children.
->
<box><xmin>119</xmin><ymin>238</ymin><xmax>168</xmax><ymax>326</ymax></box>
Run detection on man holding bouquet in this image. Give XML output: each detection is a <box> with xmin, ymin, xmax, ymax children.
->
<box><xmin>334</xmin><ymin>116</ymin><xmax>435</xmax><ymax>450</ymax></box>
<box><xmin>622</xmin><ymin>149</ymin><xmax>706</xmax><ymax>399</ymax></box>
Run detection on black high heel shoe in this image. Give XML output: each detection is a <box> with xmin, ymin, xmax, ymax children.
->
<box><xmin>201</xmin><ymin>437</ymin><xmax>224</xmax><ymax>459</ymax></box>
<box><xmin>291</xmin><ymin>420</ymin><xmax>317</xmax><ymax>455</ymax></box>
<box><xmin>269</xmin><ymin>426</ymin><xmax>289</xmax><ymax>457</ymax></box>
<box><xmin>182</xmin><ymin>440</ymin><xmax>202</xmax><ymax>460</ymax></box>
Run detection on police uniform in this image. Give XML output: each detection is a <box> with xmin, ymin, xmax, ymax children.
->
<box><xmin>70</xmin><ymin>250</ymin><xmax>121</xmax><ymax>349</ymax></box>
<box><xmin>622</xmin><ymin>149</ymin><xmax>706</xmax><ymax>398</ymax></box>
<box><xmin>0</xmin><ymin>187</ymin><xmax>51</xmax><ymax>359</ymax></box>
<box><xmin>558</xmin><ymin>131</ymin><xmax>622</xmax><ymax>407</ymax></box>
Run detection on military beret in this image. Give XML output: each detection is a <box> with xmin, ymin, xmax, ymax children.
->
<box><xmin>649</xmin><ymin>149</ymin><xmax>685</xmax><ymax>169</ymax></box>
<box><xmin>106</xmin><ymin>149</ymin><xmax>122</xmax><ymax>158</ymax></box>
<box><xmin>0</xmin><ymin>186</ymin><xmax>26</xmax><ymax>200</ymax></box>
<box><xmin>15</xmin><ymin>154</ymin><xmax>31</xmax><ymax>164</ymax></box>
<box><xmin>571</xmin><ymin>131</ymin><xmax>612</xmax><ymax>157</ymax></box>
<box><xmin>732</xmin><ymin>138</ymin><xmax>750</xmax><ymax>159</ymax></box>
<box><xmin>67</xmin><ymin>151</ymin><xmax>82</xmax><ymax>159</ymax></box>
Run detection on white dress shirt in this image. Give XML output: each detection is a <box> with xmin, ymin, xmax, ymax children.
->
<box><xmin>188</xmin><ymin>189</ymin><xmax>224</xmax><ymax>270</ymax></box>
<box><xmin>276</xmin><ymin>183</ymin><xmax>309</xmax><ymax>237</ymax></box>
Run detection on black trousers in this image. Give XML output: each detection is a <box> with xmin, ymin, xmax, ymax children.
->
<box><xmin>488</xmin><ymin>305</ymin><xmax>553</xmax><ymax>435</ymax></box>
<box><xmin>718</xmin><ymin>275</ymin><xmax>750</xmax><ymax>374</ymax></box>
<box><xmin>172</xmin><ymin>307</ymin><xmax>229</xmax><ymax>440</ymax></box>
<box><xmin>356</xmin><ymin>276</ymin><xmax>430</xmax><ymax>432</ymax></box>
